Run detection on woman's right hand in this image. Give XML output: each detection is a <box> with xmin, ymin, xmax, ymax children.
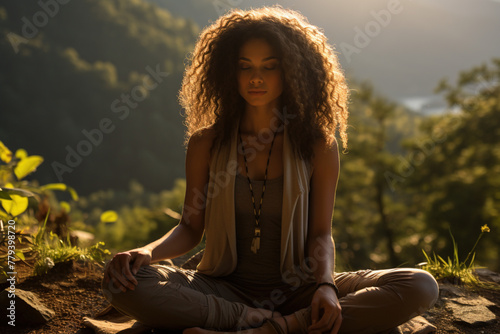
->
<box><xmin>103</xmin><ymin>247</ymin><xmax>152</xmax><ymax>292</ymax></box>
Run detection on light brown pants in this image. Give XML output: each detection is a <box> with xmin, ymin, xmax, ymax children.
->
<box><xmin>101</xmin><ymin>266</ymin><xmax>438</xmax><ymax>334</ymax></box>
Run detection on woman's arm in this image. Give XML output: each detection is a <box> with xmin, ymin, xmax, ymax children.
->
<box><xmin>103</xmin><ymin>127</ymin><xmax>214</xmax><ymax>291</ymax></box>
<box><xmin>144</xmin><ymin>127</ymin><xmax>215</xmax><ymax>263</ymax></box>
<box><xmin>306</xmin><ymin>137</ymin><xmax>342</xmax><ymax>333</ymax></box>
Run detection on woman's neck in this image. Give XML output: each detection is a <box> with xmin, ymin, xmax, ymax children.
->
<box><xmin>240</xmin><ymin>105</ymin><xmax>283</xmax><ymax>136</ymax></box>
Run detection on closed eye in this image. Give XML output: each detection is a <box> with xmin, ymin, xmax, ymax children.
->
<box><xmin>238</xmin><ymin>64</ymin><xmax>279</xmax><ymax>70</ymax></box>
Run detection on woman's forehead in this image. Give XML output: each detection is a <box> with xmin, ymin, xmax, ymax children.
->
<box><xmin>238</xmin><ymin>38</ymin><xmax>279</xmax><ymax>59</ymax></box>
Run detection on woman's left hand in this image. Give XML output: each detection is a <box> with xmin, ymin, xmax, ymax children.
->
<box><xmin>308</xmin><ymin>285</ymin><xmax>342</xmax><ymax>334</ymax></box>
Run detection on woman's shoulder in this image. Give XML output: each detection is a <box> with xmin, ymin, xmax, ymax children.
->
<box><xmin>188</xmin><ymin>125</ymin><xmax>217</xmax><ymax>148</ymax></box>
<box><xmin>310</xmin><ymin>136</ymin><xmax>339</xmax><ymax>169</ymax></box>
<box><xmin>312</xmin><ymin>136</ymin><xmax>338</xmax><ymax>154</ymax></box>
<box><xmin>187</xmin><ymin>125</ymin><xmax>218</xmax><ymax>164</ymax></box>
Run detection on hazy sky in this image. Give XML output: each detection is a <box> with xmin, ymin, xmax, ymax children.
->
<box><xmin>180</xmin><ymin>0</ymin><xmax>500</xmax><ymax>108</ymax></box>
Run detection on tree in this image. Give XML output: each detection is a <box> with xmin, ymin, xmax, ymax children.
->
<box><xmin>335</xmin><ymin>81</ymin><xmax>422</xmax><ymax>269</ymax></box>
<box><xmin>403</xmin><ymin>58</ymin><xmax>500</xmax><ymax>270</ymax></box>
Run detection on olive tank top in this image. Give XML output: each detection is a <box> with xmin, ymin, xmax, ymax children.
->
<box><xmin>223</xmin><ymin>170</ymin><xmax>284</xmax><ymax>289</ymax></box>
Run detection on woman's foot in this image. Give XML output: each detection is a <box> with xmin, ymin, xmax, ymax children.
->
<box><xmin>244</xmin><ymin>308</ymin><xmax>280</xmax><ymax>327</ymax></box>
<box><xmin>183</xmin><ymin>314</ymin><xmax>297</xmax><ymax>334</ymax></box>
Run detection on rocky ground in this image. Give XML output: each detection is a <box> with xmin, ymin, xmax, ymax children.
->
<box><xmin>425</xmin><ymin>270</ymin><xmax>500</xmax><ymax>333</ymax></box>
<box><xmin>0</xmin><ymin>257</ymin><xmax>499</xmax><ymax>334</ymax></box>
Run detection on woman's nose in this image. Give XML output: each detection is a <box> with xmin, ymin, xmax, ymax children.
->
<box><xmin>250</xmin><ymin>71</ymin><xmax>263</xmax><ymax>85</ymax></box>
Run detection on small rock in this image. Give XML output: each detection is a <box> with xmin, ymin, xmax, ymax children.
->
<box><xmin>446</xmin><ymin>296</ymin><xmax>495</xmax><ymax>307</ymax></box>
<box><xmin>0</xmin><ymin>288</ymin><xmax>55</xmax><ymax>326</ymax></box>
<box><xmin>41</xmin><ymin>282</ymin><xmax>60</xmax><ymax>290</ymax></box>
<box><xmin>398</xmin><ymin>316</ymin><xmax>437</xmax><ymax>334</ymax></box>
<box><xmin>475</xmin><ymin>268</ymin><xmax>500</xmax><ymax>284</ymax></box>
<box><xmin>70</xmin><ymin>230</ymin><xmax>95</xmax><ymax>247</ymax></box>
<box><xmin>44</xmin><ymin>257</ymin><xmax>55</xmax><ymax>269</ymax></box>
<box><xmin>83</xmin><ymin>315</ymin><xmax>152</xmax><ymax>334</ymax></box>
<box><xmin>60</xmin><ymin>281</ymin><xmax>77</xmax><ymax>288</ymax></box>
<box><xmin>446</xmin><ymin>303</ymin><xmax>496</xmax><ymax>326</ymax></box>
<box><xmin>439</xmin><ymin>283</ymin><xmax>467</xmax><ymax>298</ymax></box>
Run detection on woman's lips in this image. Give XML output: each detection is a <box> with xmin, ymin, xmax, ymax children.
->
<box><xmin>248</xmin><ymin>91</ymin><xmax>266</xmax><ymax>95</ymax></box>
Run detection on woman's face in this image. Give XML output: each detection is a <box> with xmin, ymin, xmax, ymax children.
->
<box><xmin>237</xmin><ymin>38</ymin><xmax>283</xmax><ymax>110</ymax></box>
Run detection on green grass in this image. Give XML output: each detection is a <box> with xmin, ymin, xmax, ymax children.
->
<box><xmin>31</xmin><ymin>210</ymin><xmax>110</xmax><ymax>275</ymax></box>
<box><xmin>421</xmin><ymin>224</ymin><xmax>498</xmax><ymax>290</ymax></box>
<box><xmin>0</xmin><ymin>210</ymin><xmax>110</xmax><ymax>281</ymax></box>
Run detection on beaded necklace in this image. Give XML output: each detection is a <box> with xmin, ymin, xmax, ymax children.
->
<box><xmin>238</xmin><ymin>127</ymin><xmax>278</xmax><ymax>254</ymax></box>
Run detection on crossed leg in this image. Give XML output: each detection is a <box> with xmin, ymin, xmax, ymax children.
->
<box><xmin>183</xmin><ymin>268</ymin><xmax>438</xmax><ymax>334</ymax></box>
<box><xmin>102</xmin><ymin>266</ymin><xmax>437</xmax><ymax>334</ymax></box>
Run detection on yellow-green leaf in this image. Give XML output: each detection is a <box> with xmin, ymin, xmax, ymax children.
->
<box><xmin>41</xmin><ymin>183</ymin><xmax>67</xmax><ymax>191</ymax></box>
<box><xmin>100</xmin><ymin>210</ymin><xmax>118</xmax><ymax>223</ymax></box>
<box><xmin>15</xmin><ymin>149</ymin><xmax>28</xmax><ymax>160</ymax></box>
<box><xmin>67</xmin><ymin>186</ymin><xmax>79</xmax><ymax>201</ymax></box>
<box><xmin>0</xmin><ymin>189</ymin><xmax>12</xmax><ymax>200</ymax></box>
<box><xmin>0</xmin><ymin>183</ymin><xmax>36</xmax><ymax>198</ymax></box>
<box><xmin>0</xmin><ymin>141</ymin><xmax>12</xmax><ymax>163</ymax></box>
<box><xmin>14</xmin><ymin>155</ymin><xmax>44</xmax><ymax>180</ymax></box>
<box><xmin>60</xmin><ymin>201</ymin><xmax>71</xmax><ymax>213</ymax></box>
<box><xmin>40</xmin><ymin>183</ymin><xmax>78</xmax><ymax>200</ymax></box>
<box><xmin>15</xmin><ymin>250</ymin><xmax>25</xmax><ymax>261</ymax></box>
<box><xmin>1</xmin><ymin>194</ymin><xmax>28</xmax><ymax>217</ymax></box>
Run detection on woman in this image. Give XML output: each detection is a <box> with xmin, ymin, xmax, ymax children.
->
<box><xmin>102</xmin><ymin>6</ymin><xmax>438</xmax><ymax>334</ymax></box>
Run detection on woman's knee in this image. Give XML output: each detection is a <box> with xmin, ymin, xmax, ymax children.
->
<box><xmin>409</xmin><ymin>269</ymin><xmax>439</xmax><ymax>310</ymax></box>
<box><xmin>100</xmin><ymin>265</ymin><xmax>160</xmax><ymax>306</ymax></box>
<box><xmin>378</xmin><ymin>268</ymin><xmax>439</xmax><ymax>315</ymax></box>
<box><xmin>100</xmin><ymin>265</ymin><xmax>190</xmax><ymax>328</ymax></box>
<box><xmin>389</xmin><ymin>269</ymin><xmax>439</xmax><ymax>322</ymax></box>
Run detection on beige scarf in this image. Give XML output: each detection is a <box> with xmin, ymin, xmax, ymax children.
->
<box><xmin>196</xmin><ymin>122</ymin><xmax>316</xmax><ymax>287</ymax></box>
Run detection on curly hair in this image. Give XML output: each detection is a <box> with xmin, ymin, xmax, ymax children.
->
<box><xmin>178</xmin><ymin>5</ymin><xmax>349</xmax><ymax>162</ymax></box>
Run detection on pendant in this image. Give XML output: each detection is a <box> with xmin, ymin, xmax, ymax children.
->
<box><xmin>250</xmin><ymin>226</ymin><xmax>261</xmax><ymax>254</ymax></box>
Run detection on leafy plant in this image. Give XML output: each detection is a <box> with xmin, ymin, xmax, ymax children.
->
<box><xmin>0</xmin><ymin>141</ymin><xmax>78</xmax><ymax>221</ymax></box>
<box><xmin>31</xmin><ymin>210</ymin><xmax>110</xmax><ymax>276</ymax></box>
<box><xmin>421</xmin><ymin>224</ymin><xmax>497</xmax><ymax>289</ymax></box>
<box><xmin>0</xmin><ymin>141</ymin><xmax>111</xmax><ymax>281</ymax></box>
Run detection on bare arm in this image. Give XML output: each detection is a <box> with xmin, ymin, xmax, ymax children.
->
<box><xmin>144</xmin><ymin>127</ymin><xmax>214</xmax><ymax>262</ymax></box>
<box><xmin>103</xmin><ymin>127</ymin><xmax>214</xmax><ymax>290</ymax></box>
<box><xmin>144</xmin><ymin>224</ymin><xmax>202</xmax><ymax>264</ymax></box>
<box><xmin>306</xmin><ymin>138</ymin><xmax>339</xmax><ymax>283</ymax></box>
<box><xmin>306</xmin><ymin>137</ymin><xmax>342</xmax><ymax>333</ymax></box>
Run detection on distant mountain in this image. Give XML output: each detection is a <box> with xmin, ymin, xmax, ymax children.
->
<box><xmin>399</xmin><ymin>95</ymin><xmax>450</xmax><ymax>116</ymax></box>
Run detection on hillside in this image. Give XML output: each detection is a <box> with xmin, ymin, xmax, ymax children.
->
<box><xmin>0</xmin><ymin>0</ymin><xmax>198</xmax><ymax>194</ymax></box>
